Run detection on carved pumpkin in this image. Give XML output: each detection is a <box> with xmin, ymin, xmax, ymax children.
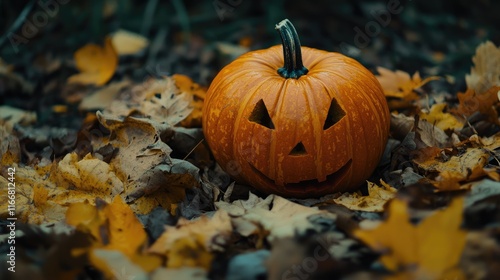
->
<box><xmin>202</xmin><ymin>19</ymin><xmax>390</xmax><ymax>197</ymax></box>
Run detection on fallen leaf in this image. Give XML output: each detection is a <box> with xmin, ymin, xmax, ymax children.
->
<box><xmin>454</xmin><ymin>86</ymin><xmax>500</xmax><ymax>123</ymax></box>
<box><xmin>332</xmin><ymin>180</ymin><xmax>397</xmax><ymax>212</ymax></box>
<box><xmin>355</xmin><ymin>197</ymin><xmax>466</xmax><ymax>278</ymax></box>
<box><xmin>465</xmin><ymin>41</ymin><xmax>500</xmax><ymax>94</ymax></box>
<box><xmin>0</xmin><ymin>105</ymin><xmax>37</xmax><ymax>132</ymax></box>
<box><xmin>420</xmin><ymin>103</ymin><xmax>464</xmax><ymax>131</ymax></box>
<box><xmin>376</xmin><ymin>67</ymin><xmax>439</xmax><ymax>110</ymax></box>
<box><xmin>68</xmin><ymin>37</ymin><xmax>118</xmax><ymax>86</ymax></box>
<box><xmin>149</xmin><ymin>210</ymin><xmax>232</xmax><ymax>269</ymax></box>
<box><xmin>56</xmin><ymin>152</ymin><xmax>124</xmax><ymax>196</ymax></box>
<box><xmin>78</xmin><ymin>80</ymin><xmax>131</xmax><ymax>110</ymax></box>
<box><xmin>172</xmin><ymin>74</ymin><xmax>206</xmax><ymax>127</ymax></box>
<box><xmin>66</xmin><ymin>196</ymin><xmax>162</xmax><ymax>274</ymax></box>
<box><xmin>111</xmin><ymin>29</ymin><xmax>149</xmax><ymax>56</ymax></box>
<box><xmin>150</xmin><ymin>267</ymin><xmax>208</xmax><ymax>280</ymax></box>
<box><xmin>0</xmin><ymin>125</ymin><xmax>21</xmax><ymax>166</ymax></box>
<box><xmin>414</xmin><ymin>143</ymin><xmax>490</xmax><ymax>191</ymax></box>
<box><xmin>216</xmin><ymin>194</ymin><xmax>337</xmax><ymax>243</ymax></box>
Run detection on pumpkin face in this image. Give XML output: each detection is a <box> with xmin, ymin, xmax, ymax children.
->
<box><xmin>203</xmin><ymin>20</ymin><xmax>390</xmax><ymax>197</ymax></box>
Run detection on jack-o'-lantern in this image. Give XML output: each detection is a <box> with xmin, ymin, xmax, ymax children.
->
<box><xmin>202</xmin><ymin>19</ymin><xmax>390</xmax><ymax>197</ymax></box>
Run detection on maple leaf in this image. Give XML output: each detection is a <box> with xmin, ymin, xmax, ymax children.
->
<box><xmin>465</xmin><ymin>41</ymin><xmax>500</xmax><ymax>94</ymax></box>
<box><xmin>355</xmin><ymin>197</ymin><xmax>467</xmax><ymax>278</ymax></box>
<box><xmin>332</xmin><ymin>180</ymin><xmax>397</xmax><ymax>212</ymax></box>
<box><xmin>68</xmin><ymin>37</ymin><xmax>118</xmax><ymax>86</ymax></box>
<box><xmin>419</xmin><ymin>103</ymin><xmax>464</xmax><ymax>131</ymax></box>
<box><xmin>376</xmin><ymin>67</ymin><xmax>439</xmax><ymax>110</ymax></box>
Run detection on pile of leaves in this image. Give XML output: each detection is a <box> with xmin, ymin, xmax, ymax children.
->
<box><xmin>2</xmin><ymin>27</ymin><xmax>500</xmax><ymax>280</ymax></box>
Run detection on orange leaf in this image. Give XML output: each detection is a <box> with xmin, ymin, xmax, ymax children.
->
<box><xmin>68</xmin><ymin>37</ymin><xmax>118</xmax><ymax>86</ymax></box>
<box><xmin>172</xmin><ymin>74</ymin><xmax>206</xmax><ymax>127</ymax></box>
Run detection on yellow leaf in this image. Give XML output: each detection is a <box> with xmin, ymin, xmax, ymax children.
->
<box><xmin>416</xmin><ymin>198</ymin><xmax>466</xmax><ymax>277</ymax></box>
<box><xmin>376</xmin><ymin>67</ymin><xmax>439</xmax><ymax>110</ymax></box>
<box><xmin>332</xmin><ymin>180</ymin><xmax>397</xmax><ymax>212</ymax></box>
<box><xmin>167</xmin><ymin>233</ymin><xmax>214</xmax><ymax>270</ymax></box>
<box><xmin>68</xmin><ymin>37</ymin><xmax>118</xmax><ymax>86</ymax></box>
<box><xmin>355</xmin><ymin>197</ymin><xmax>467</xmax><ymax>278</ymax></box>
<box><xmin>103</xmin><ymin>196</ymin><xmax>147</xmax><ymax>257</ymax></box>
<box><xmin>420</xmin><ymin>103</ymin><xmax>463</xmax><ymax>131</ymax></box>
<box><xmin>355</xmin><ymin>199</ymin><xmax>417</xmax><ymax>271</ymax></box>
<box><xmin>111</xmin><ymin>29</ymin><xmax>149</xmax><ymax>56</ymax></box>
<box><xmin>414</xmin><ymin>146</ymin><xmax>489</xmax><ymax>191</ymax></box>
<box><xmin>33</xmin><ymin>185</ymin><xmax>49</xmax><ymax>207</ymax></box>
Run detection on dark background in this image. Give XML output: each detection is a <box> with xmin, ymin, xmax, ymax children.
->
<box><xmin>1</xmin><ymin>0</ymin><xmax>498</xmax><ymax>102</ymax></box>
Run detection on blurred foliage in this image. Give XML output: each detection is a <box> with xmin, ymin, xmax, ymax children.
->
<box><xmin>0</xmin><ymin>0</ymin><xmax>499</xmax><ymax>86</ymax></box>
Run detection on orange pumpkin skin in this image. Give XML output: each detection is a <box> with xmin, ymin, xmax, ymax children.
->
<box><xmin>203</xmin><ymin>42</ymin><xmax>390</xmax><ymax>198</ymax></box>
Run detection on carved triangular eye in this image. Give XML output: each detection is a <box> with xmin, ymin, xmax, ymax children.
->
<box><xmin>323</xmin><ymin>98</ymin><xmax>346</xmax><ymax>130</ymax></box>
<box><xmin>249</xmin><ymin>99</ymin><xmax>275</xmax><ymax>129</ymax></box>
<box><xmin>289</xmin><ymin>141</ymin><xmax>307</xmax><ymax>156</ymax></box>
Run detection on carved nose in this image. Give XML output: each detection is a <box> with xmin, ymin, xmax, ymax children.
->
<box><xmin>289</xmin><ymin>141</ymin><xmax>307</xmax><ymax>156</ymax></box>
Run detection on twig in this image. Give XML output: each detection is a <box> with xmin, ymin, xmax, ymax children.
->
<box><xmin>183</xmin><ymin>138</ymin><xmax>204</xmax><ymax>160</ymax></box>
<box><xmin>0</xmin><ymin>0</ymin><xmax>37</xmax><ymax>49</ymax></box>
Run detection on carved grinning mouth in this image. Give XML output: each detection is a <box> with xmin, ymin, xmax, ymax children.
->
<box><xmin>249</xmin><ymin>159</ymin><xmax>352</xmax><ymax>190</ymax></box>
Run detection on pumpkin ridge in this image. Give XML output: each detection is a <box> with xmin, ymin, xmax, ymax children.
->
<box><xmin>231</xmin><ymin>77</ymin><xmax>276</xmax><ymax>177</ymax></box>
<box><xmin>271</xmin><ymin>79</ymin><xmax>291</xmax><ymax>185</ymax></box>
<box><xmin>302</xmin><ymin>77</ymin><xmax>325</xmax><ymax>181</ymax></box>
<box><xmin>314</xmin><ymin>75</ymin><xmax>354</xmax><ymax>187</ymax></box>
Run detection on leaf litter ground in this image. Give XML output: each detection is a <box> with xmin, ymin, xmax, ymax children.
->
<box><xmin>1</xmin><ymin>4</ymin><xmax>500</xmax><ymax>280</ymax></box>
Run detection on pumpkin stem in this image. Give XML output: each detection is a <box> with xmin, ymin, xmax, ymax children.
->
<box><xmin>275</xmin><ymin>19</ymin><xmax>308</xmax><ymax>79</ymax></box>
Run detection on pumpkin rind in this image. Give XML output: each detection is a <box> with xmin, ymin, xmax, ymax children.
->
<box><xmin>203</xmin><ymin>24</ymin><xmax>390</xmax><ymax>198</ymax></box>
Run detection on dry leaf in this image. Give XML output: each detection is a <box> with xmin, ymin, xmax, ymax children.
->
<box><xmin>107</xmin><ymin>77</ymin><xmax>193</xmax><ymax>127</ymax></box>
<box><xmin>57</xmin><ymin>152</ymin><xmax>124</xmax><ymax>196</ymax></box>
<box><xmin>151</xmin><ymin>267</ymin><xmax>208</xmax><ymax>280</ymax></box>
<box><xmin>414</xmin><ymin>144</ymin><xmax>489</xmax><ymax>191</ymax></box>
<box><xmin>355</xmin><ymin>197</ymin><xmax>466</xmax><ymax>278</ymax></box>
<box><xmin>376</xmin><ymin>67</ymin><xmax>439</xmax><ymax>110</ymax></box>
<box><xmin>0</xmin><ymin>105</ymin><xmax>37</xmax><ymax>132</ymax></box>
<box><xmin>216</xmin><ymin>194</ymin><xmax>336</xmax><ymax>243</ymax></box>
<box><xmin>0</xmin><ymin>125</ymin><xmax>21</xmax><ymax>166</ymax></box>
<box><xmin>68</xmin><ymin>37</ymin><xmax>118</xmax><ymax>86</ymax></box>
<box><xmin>149</xmin><ymin>210</ymin><xmax>232</xmax><ymax>269</ymax></box>
<box><xmin>332</xmin><ymin>180</ymin><xmax>397</xmax><ymax>212</ymax></box>
<box><xmin>465</xmin><ymin>41</ymin><xmax>500</xmax><ymax>94</ymax></box>
<box><xmin>111</xmin><ymin>29</ymin><xmax>149</xmax><ymax>56</ymax></box>
<box><xmin>172</xmin><ymin>74</ymin><xmax>206</xmax><ymax>127</ymax></box>
<box><xmin>66</xmin><ymin>196</ymin><xmax>162</xmax><ymax>274</ymax></box>
<box><xmin>454</xmin><ymin>86</ymin><xmax>500</xmax><ymax>122</ymax></box>
<box><xmin>78</xmin><ymin>80</ymin><xmax>131</xmax><ymax>110</ymax></box>
<box><xmin>420</xmin><ymin>103</ymin><xmax>464</xmax><ymax>131</ymax></box>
